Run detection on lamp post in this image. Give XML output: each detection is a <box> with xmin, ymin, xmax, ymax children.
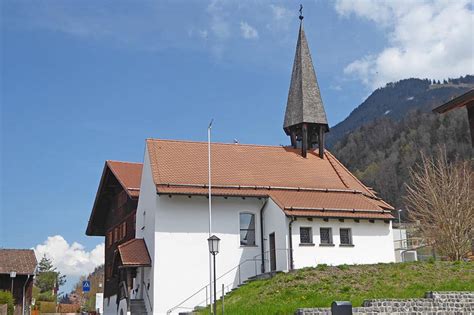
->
<box><xmin>10</xmin><ymin>271</ymin><xmax>16</xmax><ymax>294</ymax></box>
<box><xmin>208</xmin><ymin>235</ymin><xmax>220</xmax><ymax>315</ymax></box>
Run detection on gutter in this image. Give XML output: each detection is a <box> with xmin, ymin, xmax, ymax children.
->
<box><xmin>259</xmin><ymin>199</ymin><xmax>268</xmax><ymax>273</ymax></box>
<box><xmin>22</xmin><ymin>274</ymin><xmax>31</xmax><ymax>315</ymax></box>
<box><xmin>288</xmin><ymin>216</ymin><xmax>296</xmax><ymax>271</ymax></box>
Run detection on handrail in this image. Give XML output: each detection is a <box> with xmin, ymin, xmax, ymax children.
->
<box><xmin>166</xmin><ymin>248</ymin><xmax>292</xmax><ymax>314</ymax></box>
<box><xmin>142</xmin><ymin>281</ymin><xmax>153</xmax><ymax>313</ymax></box>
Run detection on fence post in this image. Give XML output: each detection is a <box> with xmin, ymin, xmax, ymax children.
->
<box><xmin>238</xmin><ymin>265</ymin><xmax>241</xmax><ymax>285</ymax></box>
<box><xmin>206</xmin><ymin>286</ymin><xmax>209</xmax><ymax>307</ymax></box>
<box><xmin>222</xmin><ymin>283</ymin><xmax>225</xmax><ymax>315</ymax></box>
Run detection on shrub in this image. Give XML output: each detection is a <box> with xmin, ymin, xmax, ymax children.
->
<box><xmin>0</xmin><ymin>290</ymin><xmax>14</xmax><ymax>315</ymax></box>
<box><xmin>316</xmin><ymin>264</ymin><xmax>328</xmax><ymax>271</ymax></box>
<box><xmin>37</xmin><ymin>292</ymin><xmax>55</xmax><ymax>302</ymax></box>
<box><xmin>39</xmin><ymin>301</ymin><xmax>56</xmax><ymax>313</ymax></box>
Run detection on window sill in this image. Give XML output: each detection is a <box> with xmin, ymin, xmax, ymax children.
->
<box><xmin>299</xmin><ymin>243</ymin><xmax>315</xmax><ymax>247</ymax></box>
<box><xmin>339</xmin><ymin>244</ymin><xmax>355</xmax><ymax>247</ymax></box>
<box><xmin>319</xmin><ymin>243</ymin><xmax>335</xmax><ymax>247</ymax></box>
<box><xmin>240</xmin><ymin>245</ymin><xmax>258</xmax><ymax>248</ymax></box>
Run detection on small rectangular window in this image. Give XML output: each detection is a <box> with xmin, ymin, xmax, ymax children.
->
<box><xmin>340</xmin><ymin>228</ymin><xmax>352</xmax><ymax>245</ymax></box>
<box><xmin>300</xmin><ymin>227</ymin><xmax>313</xmax><ymax>244</ymax></box>
<box><xmin>240</xmin><ymin>213</ymin><xmax>256</xmax><ymax>246</ymax></box>
<box><xmin>320</xmin><ymin>228</ymin><xmax>333</xmax><ymax>245</ymax></box>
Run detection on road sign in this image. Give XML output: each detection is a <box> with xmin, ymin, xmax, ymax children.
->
<box><xmin>82</xmin><ymin>280</ymin><xmax>91</xmax><ymax>292</ymax></box>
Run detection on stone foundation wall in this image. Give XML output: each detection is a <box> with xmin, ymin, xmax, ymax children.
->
<box><xmin>296</xmin><ymin>292</ymin><xmax>474</xmax><ymax>315</ymax></box>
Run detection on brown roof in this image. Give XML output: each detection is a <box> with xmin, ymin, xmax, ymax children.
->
<box><xmin>106</xmin><ymin>161</ymin><xmax>142</xmax><ymax>198</ymax></box>
<box><xmin>147</xmin><ymin>139</ymin><xmax>394</xmax><ymax>219</ymax></box>
<box><xmin>86</xmin><ymin>161</ymin><xmax>142</xmax><ymax>236</ymax></box>
<box><xmin>117</xmin><ymin>239</ymin><xmax>151</xmax><ymax>267</ymax></box>
<box><xmin>0</xmin><ymin>249</ymin><xmax>37</xmax><ymax>275</ymax></box>
<box><xmin>432</xmin><ymin>89</ymin><xmax>474</xmax><ymax>113</ymax></box>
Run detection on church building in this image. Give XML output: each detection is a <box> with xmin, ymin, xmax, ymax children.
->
<box><xmin>86</xmin><ymin>15</ymin><xmax>395</xmax><ymax>315</ymax></box>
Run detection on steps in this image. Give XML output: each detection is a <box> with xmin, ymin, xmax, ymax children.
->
<box><xmin>130</xmin><ymin>299</ymin><xmax>148</xmax><ymax>315</ymax></box>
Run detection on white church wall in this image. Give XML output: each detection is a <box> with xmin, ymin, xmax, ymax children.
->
<box><xmin>153</xmin><ymin>195</ymin><xmax>266</xmax><ymax>314</ymax></box>
<box><xmin>291</xmin><ymin>218</ymin><xmax>395</xmax><ymax>268</ymax></box>
<box><xmin>135</xmin><ymin>145</ymin><xmax>157</xmax><ymax>314</ymax></box>
<box><xmin>262</xmin><ymin>199</ymin><xmax>290</xmax><ymax>272</ymax></box>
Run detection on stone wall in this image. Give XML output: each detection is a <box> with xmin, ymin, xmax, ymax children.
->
<box><xmin>296</xmin><ymin>291</ymin><xmax>474</xmax><ymax>315</ymax></box>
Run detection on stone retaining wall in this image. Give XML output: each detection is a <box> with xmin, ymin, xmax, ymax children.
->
<box><xmin>296</xmin><ymin>291</ymin><xmax>474</xmax><ymax>315</ymax></box>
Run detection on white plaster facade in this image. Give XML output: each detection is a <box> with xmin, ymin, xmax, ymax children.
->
<box><xmin>118</xmin><ymin>144</ymin><xmax>396</xmax><ymax>314</ymax></box>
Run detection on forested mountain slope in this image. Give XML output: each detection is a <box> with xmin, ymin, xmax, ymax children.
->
<box><xmin>331</xmin><ymin>109</ymin><xmax>472</xmax><ymax>210</ymax></box>
<box><xmin>328</xmin><ymin>75</ymin><xmax>474</xmax><ymax>146</ymax></box>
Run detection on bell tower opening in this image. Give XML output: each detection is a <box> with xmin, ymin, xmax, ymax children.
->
<box><xmin>283</xmin><ymin>6</ymin><xmax>329</xmax><ymax>158</ymax></box>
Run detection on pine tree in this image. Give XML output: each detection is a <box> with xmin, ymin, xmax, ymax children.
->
<box><xmin>35</xmin><ymin>255</ymin><xmax>66</xmax><ymax>293</ymax></box>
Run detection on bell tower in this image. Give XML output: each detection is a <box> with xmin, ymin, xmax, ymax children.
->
<box><xmin>283</xmin><ymin>7</ymin><xmax>329</xmax><ymax>158</ymax></box>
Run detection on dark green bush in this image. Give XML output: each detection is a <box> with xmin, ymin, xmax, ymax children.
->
<box><xmin>0</xmin><ymin>290</ymin><xmax>14</xmax><ymax>315</ymax></box>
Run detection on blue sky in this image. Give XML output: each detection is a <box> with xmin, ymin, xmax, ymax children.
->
<box><xmin>1</xmin><ymin>0</ymin><xmax>472</xmax><ymax>290</ymax></box>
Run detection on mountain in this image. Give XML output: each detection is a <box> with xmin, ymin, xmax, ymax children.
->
<box><xmin>329</xmin><ymin>75</ymin><xmax>473</xmax><ymax>211</ymax></box>
<box><xmin>327</xmin><ymin>75</ymin><xmax>474</xmax><ymax>146</ymax></box>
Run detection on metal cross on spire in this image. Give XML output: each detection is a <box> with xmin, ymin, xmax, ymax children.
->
<box><xmin>299</xmin><ymin>4</ymin><xmax>304</xmax><ymax>21</ymax></box>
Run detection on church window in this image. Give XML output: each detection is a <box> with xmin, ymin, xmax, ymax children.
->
<box><xmin>300</xmin><ymin>227</ymin><xmax>313</xmax><ymax>244</ymax></box>
<box><xmin>340</xmin><ymin>228</ymin><xmax>352</xmax><ymax>245</ymax></box>
<box><xmin>320</xmin><ymin>228</ymin><xmax>333</xmax><ymax>245</ymax></box>
<box><xmin>240</xmin><ymin>213</ymin><xmax>256</xmax><ymax>246</ymax></box>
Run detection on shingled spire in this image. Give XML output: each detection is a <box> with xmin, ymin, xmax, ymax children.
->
<box><xmin>283</xmin><ymin>9</ymin><xmax>329</xmax><ymax>159</ymax></box>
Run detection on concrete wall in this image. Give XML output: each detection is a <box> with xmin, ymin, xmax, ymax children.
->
<box><xmin>261</xmin><ymin>199</ymin><xmax>289</xmax><ymax>272</ymax></box>
<box><xmin>153</xmin><ymin>194</ymin><xmax>266</xmax><ymax>314</ymax></box>
<box><xmin>291</xmin><ymin>217</ymin><xmax>395</xmax><ymax>267</ymax></box>
<box><xmin>103</xmin><ymin>294</ymin><xmax>117</xmax><ymax>315</ymax></box>
<box><xmin>135</xmin><ymin>145</ymin><xmax>157</xmax><ymax>314</ymax></box>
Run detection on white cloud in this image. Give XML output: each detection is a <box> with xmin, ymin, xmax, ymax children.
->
<box><xmin>34</xmin><ymin>235</ymin><xmax>104</xmax><ymax>278</ymax></box>
<box><xmin>240</xmin><ymin>21</ymin><xmax>259</xmax><ymax>39</ymax></box>
<box><xmin>267</xmin><ymin>4</ymin><xmax>293</xmax><ymax>31</ymax></box>
<box><xmin>335</xmin><ymin>0</ymin><xmax>474</xmax><ymax>88</ymax></box>
<box><xmin>207</xmin><ymin>0</ymin><xmax>231</xmax><ymax>40</ymax></box>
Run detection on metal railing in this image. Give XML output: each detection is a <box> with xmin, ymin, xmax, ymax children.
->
<box><xmin>142</xmin><ymin>281</ymin><xmax>153</xmax><ymax>313</ymax></box>
<box><xmin>166</xmin><ymin>248</ymin><xmax>291</xmax><ymax>314</ymax></box>
<box><xmin>394</xmin><ymin>238</ymin><xmax>427</xmax><ymax>250</ymax></box>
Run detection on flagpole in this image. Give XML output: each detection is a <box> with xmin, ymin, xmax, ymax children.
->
<box><xmin>207</xmin><ymin>119</ymin><xmax>213</xmax><ymax>314</ymax></box>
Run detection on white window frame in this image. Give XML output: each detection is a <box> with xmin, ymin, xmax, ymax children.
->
<box><xmin>239</xmin><ymin>212</ymin><xmax>256</xmax><ymax>247</ymax></box>
<box><xmin>339</xmin><ymin>228</ymin><xmax>353</xmax><ymax>246</ymax></box>
<box><xmin>319</xmin><ymin>227</ymin><xmax>333</xmax><ymax>246</ymax></box>
<box><xmin>299</xmin><ymin>227</ymin><xmax>313</xmax><ymax>245</ymax></box>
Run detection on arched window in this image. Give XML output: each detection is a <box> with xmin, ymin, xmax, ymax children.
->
<box><xmin>240</xmin><ymin>213</ymin><xmax>256</xmax><ymax>246</ymax></box>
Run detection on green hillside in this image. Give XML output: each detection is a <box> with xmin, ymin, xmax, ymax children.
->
<box><xmin>200</xmin><ymin>261</ymin><xmax>473</xmax><ymax>315</ymax></box>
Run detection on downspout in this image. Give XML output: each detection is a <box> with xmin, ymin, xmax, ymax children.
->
<box><xmin>259</xmin><ymin>199</ymin><xmax>268</xmax><ymax>273</ymax></box>
<box><xmin>288</xmin><ymin>216</ymin><xmax>296</xmax><ymax>270</ymax></box>
<box><xmin>22</xmin><ymin>274</ymin><xmax>31</xmax><ymax>315</ymax></box>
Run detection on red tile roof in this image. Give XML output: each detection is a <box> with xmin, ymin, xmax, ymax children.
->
<box><xmin>86</xmin><ymin>161</ymin><xmax>142</xmax><ymax>236</ymax></box>
<box><xmin>0</xmin><ymin>249</ymin><xmax>37</xmax><ymax>275</ymax></box>
<box><xmin>117</xmin><ymin>239</ymin><xmax>151</xmax><ymax>267</ymax></box>
<box><xmin>147</xmin><ymin>139</ymin><xmax>394</xmax><ymax>219</ymax></box>
<box><xmin>106</xmin><ymin>161</ymin><xmax>142</xmax><ymax>198</ymax></box>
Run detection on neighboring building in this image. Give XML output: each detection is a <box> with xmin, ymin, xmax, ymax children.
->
<box><xmin>87</xmin><ymin>17</ymin><xmax>396</xmax><ymax>315</ymax></box>
<box><xmin>0</xmin><ymin>249</ymin><xmax>37</xmax><ymax>315</ymax></box>
<box><xmin>433</xmin><ymin>89</ymin><xmax>474</xmax><ymax>146</ymax></box>
<box><xmin>85</xmin><ymin>161</ymin><xmax>146</xmax><ymax>304</ymax></box>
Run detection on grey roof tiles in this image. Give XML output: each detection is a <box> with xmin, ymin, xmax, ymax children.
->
<box><xmin>284</xmin><ymin>23</ymin><xmax>329</xmax><ymax>130</ymax></box>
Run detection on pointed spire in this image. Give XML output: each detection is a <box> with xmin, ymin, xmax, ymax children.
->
<box><xmin>283</xmin><ymin>10</ymin><xmax>329</xmax><ymax>158</ymax></box>
<box><xmin>284</xmin><ymin>21</ymin><xmax>328</xmax><ymax>131</ymax></box>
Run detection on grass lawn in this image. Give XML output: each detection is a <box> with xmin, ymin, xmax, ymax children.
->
<box><xmin>199</xmin><ymin>261</ymin><xmax>473</xmax><ymax>315</ymax></box>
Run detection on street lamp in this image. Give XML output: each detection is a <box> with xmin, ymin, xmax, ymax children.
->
<box><xmin>10</xmin><ymin>271</ymin><xmax>16</xmax><ymax>294</ymax></box>
<box><xmin>208</xmin><ymin>235</ymin><xmax>220</xmax><ymax>315</ymax></box>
